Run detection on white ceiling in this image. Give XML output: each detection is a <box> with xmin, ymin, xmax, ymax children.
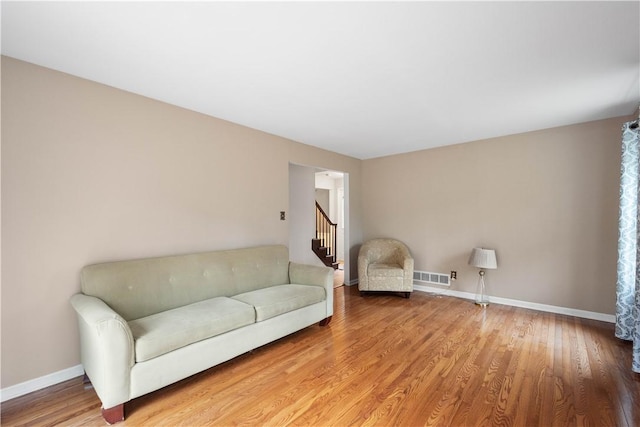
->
<box><xmin>2</xmin><ymin>1</ymin><xmax>639</xmax><ymax>160</ymax></box>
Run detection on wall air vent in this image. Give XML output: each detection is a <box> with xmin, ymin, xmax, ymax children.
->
<box><xmin>413</xmin><ymin>270</ymin><xmax>450</xmax><ymax>286</ymax></box>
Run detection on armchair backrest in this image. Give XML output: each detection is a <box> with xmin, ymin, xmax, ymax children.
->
<box><xmin>360</xmin><ymin>238</ymin><xmax>411</xmax><ymax>266</ymax></box>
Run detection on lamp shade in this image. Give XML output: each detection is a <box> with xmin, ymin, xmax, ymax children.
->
<box><xmin>468</xmin><ymin>248</ymin><xmax>497</xmax><ymax>269</ymax></box>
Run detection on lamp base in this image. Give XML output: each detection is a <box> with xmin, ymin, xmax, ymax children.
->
<box><xmin>475</xmin><ymin>270</ymin><xmax>489</xmax><ymax>307</ymax></box>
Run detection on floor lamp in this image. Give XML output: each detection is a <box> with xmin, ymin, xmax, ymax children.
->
<box><xmin>468</xmin><ymin>247</ymin><xmax>497</xmax><ymax>306</ymax></box>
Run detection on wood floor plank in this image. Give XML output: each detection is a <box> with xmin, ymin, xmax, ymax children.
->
<box><xmin>2</xmin><ymin>285</ymin><xmax>639</xmax><ymax>426</ymax></box>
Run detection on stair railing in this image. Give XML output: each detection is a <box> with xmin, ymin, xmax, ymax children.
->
<box><xmin>315</xmin><ymin>201</ymin><xmax>337</xmax><ymax>266</ymax></box>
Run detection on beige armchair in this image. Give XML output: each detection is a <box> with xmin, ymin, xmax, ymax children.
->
<box><xmin>358</xmin><ymin>238</ymin><xmax>414</xmax><ymax>298</ymax></box>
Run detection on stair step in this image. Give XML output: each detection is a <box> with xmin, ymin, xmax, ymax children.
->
<box><xmin>311</xmin><ymin>238</ymin><xmax>337</xmax><ymax>269</ymax></box>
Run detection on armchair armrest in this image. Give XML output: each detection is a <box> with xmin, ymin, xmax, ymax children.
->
<box><xmin>70</xmin><ymin>294</ymin><xmax>134</xmax><ymax>408</ymax></box>
<box><xmin>402</xmin><ymin>256</ymin><xmax>414</xmax><ymax>271</ymax></box>
<box><xmin>289</xmin><ymin>262</ymin><xmax>334</xmax><ymax>317</ymax></box>
<box><xmin>403</xmin><ymin>256</ymin><xmax>414</xmax><ymax>283</ymax></box>
<box><xmin>357</xmin><ymin>254</ymin><xmax>371</xmax><ymax>289</ymax></box>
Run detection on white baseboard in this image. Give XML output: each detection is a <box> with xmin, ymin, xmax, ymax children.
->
<box><xmin>0</xmin><ymin>364</ymin><xmax>84</xmax><ymax>403</ymax></box>
<box><xmin>412</xmin><ymin>283</ymin><xmax>616</xmax><ymax>323</ymax></box>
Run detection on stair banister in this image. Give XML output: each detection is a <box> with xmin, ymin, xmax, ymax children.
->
<box><xmin>313</xmin><ymin>202</ymin><xmax>338</xmax><ymax>269</ymax></box>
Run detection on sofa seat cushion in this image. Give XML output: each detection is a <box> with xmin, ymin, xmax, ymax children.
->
<box><xmin>369</xmin><ymin>263</ymin><xmax>404</xmax><ymax>277</ymax></box>
<box><xmin>232</xmin><ymin>284</ymin><xmax>326</xmax><ymax>322</ymax></box>
<box><xmin>128</xmin><ymin>297</ymin><xmax>255</xmax><ymax>362</ymax></box>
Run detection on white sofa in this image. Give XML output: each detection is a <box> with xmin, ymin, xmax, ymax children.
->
<box><xmin>70</xmin><ymin>245</ymin><xmax>333</xmax><ymax>424</ymax></box>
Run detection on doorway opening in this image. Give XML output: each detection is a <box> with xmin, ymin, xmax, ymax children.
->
<box><xmin>287</xmin><ymin>163</ymin><xmax>350</xmax><ymax>286</ymax></box>
<box><xmin>315</xmin><ymin>170</ymin><xmax>345</xmax><ymax>288</ymax></box>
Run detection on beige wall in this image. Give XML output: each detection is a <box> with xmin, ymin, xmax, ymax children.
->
<box><xmin>362</xmin><ymin>117</ymin><xmax>623</xmax><ymax>314</ymax></box>
<box><xmin>1</xmin><ymin>54</ymin><xmax>627</xmax><ymax>391</ymax></box>
<box><xmin>289</xmin><ymin>163</ymin><xmax>324</xmax><ymax>267</ymax></box>
<box><xmin>0</xmin><ymin>57</ymin><xmax>361</xmax><ymax>388</ymax></box>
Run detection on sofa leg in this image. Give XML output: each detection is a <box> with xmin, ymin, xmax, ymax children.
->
<box><xmin>404</xmin><ymin>292</ymin><xmax>411</xmax><ymax>299</ymax></box>
<box><xmin>319</xmin><ymin>316</ymin><xmax>332</xmax><ymax>326</ymax></box>
<box><xmin>102</xmin><ymin>404</ymin><xmax>124</xmax><ymax>424</ymax></box>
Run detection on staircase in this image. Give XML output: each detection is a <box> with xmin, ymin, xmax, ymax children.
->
<box><xmin>312</xmin><ymin>201</ymin><xmax>338</xmax><ymax>270</ymax></box>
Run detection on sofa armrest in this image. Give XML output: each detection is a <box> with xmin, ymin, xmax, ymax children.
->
<box><xmin>288</xmin><ymin>262</ymin><xmax>334</xmax><ymax>317</ymax></box>
<box><xmin>70</xmin><ymin>294</ymin><xmax>134</xmax><ymax>408</ymax></box>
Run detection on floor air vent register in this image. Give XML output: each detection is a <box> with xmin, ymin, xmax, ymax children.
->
<box><xmin>413</xmin><ymin>271</ymin><xmax>450</xmax><ymax>286</ymax></box>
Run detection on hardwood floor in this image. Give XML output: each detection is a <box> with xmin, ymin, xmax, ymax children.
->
<box><xmin>333</xmin><ymin>268</ymin><xmax>344</xmax><ymax>288</ymax></box>
<box><xmin>3</xmin><ymin>286</ymin><xmax>639</xmax><ymax>426</ymax></box>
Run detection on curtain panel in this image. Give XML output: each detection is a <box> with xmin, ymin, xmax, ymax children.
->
<box><xmin>616</xmin><ymin>120</ymin><xmax>640</xmax><ymax>373</ymax></box>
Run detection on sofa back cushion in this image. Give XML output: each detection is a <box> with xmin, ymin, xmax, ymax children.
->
<box><xmin>80</xmin><ymin>245</ymin><xmax>290</xmax><ymax>321</ymax></box>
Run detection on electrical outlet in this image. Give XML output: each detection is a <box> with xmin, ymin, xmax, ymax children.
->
<box><xmin>280</xmin><ymin>211</ymin><xmax>286</xmax><ymax>221</ymax></box>
<box><xmin>450</xmin><ymin>270</ymin><xmax>457</xmax><ymax>280</ymax></box>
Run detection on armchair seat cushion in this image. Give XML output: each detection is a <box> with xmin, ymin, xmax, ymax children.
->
<box><xmin>232</xmin><ymin>284</ymin><xmax>326</xmax><ymax>322</ymax></box>
<box><xmin>129</xmin><ymin>297</ymin><xmax>255</xmax><ymax>363</ymax></box>
<box><xmin>369</xmin><ymin>263</ymin><xmax>404</xmax><ymax>277</ymax></box>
